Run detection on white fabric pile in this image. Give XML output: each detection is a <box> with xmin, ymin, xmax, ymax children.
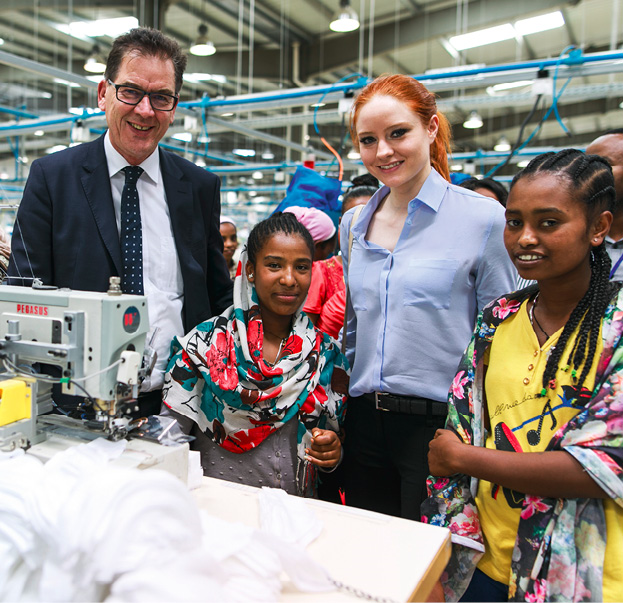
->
<box><xmin>0</xmin><ymin>439</ymin><xmax>334</xmax><ymax>601</ymax></box>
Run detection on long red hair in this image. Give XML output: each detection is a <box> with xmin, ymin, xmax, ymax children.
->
<box><xmin>350</xmin><ymin>74</ymin><xmax>452</xmax><ymax>182</ymax></box>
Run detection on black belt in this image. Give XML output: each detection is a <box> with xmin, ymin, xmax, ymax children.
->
<box><xmin>362</xmin><ymin>392</ymin><xmax>447</xmax><ymax>416</ymax></box>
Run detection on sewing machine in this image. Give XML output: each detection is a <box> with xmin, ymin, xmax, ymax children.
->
<box><xmin>0</xmin><ymin>279</ymin><xmax>153</xmax><ymax>450</ymax></box>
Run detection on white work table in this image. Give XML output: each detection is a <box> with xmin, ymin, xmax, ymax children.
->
<box><xmin>192</xmin><ymin>477</ymin><xmax>451</xmax><ymax>602</ymax></box>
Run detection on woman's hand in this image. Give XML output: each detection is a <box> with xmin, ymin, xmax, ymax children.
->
<box><xmin>306</xmin><ymin>428</ymin><xmax>341</xmax><ymax>468</ymax></box>
<box><xmin>428</xmin><ymin>428</ymin><xmax>464</xmax><ymax>477</ymax></box>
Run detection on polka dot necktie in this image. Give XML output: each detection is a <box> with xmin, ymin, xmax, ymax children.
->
<box><xmin>120</xmin><ymin>165</ymin><xmax>144</xmax><ymax>295</ymax></box>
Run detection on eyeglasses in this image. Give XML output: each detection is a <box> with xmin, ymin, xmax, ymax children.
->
<box><xmin>107</xmin><ymin>79</ymin><xmax>178</xmax><ymax>112</ymax></box>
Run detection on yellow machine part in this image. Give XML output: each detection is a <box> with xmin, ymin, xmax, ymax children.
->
<box><xmin>0</xmin><ymin>379</ymin><xmax>31</xmax><ymax>426</ymax></box>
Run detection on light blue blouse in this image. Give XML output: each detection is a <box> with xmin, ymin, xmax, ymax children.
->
<box><xmin>340</xmin><ymin>168</ymin><xmax>517</xmax><ymax>402</ymax></box>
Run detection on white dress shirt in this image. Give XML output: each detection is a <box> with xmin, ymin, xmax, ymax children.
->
<box><xmin>104</xmin><ymin>132</ymin><xmax>184</xmax><ymax>391</ymax></box>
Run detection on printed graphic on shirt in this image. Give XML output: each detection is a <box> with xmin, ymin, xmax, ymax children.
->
<box><xmin>491</xmin><ymin>384</ymin><xmax>592</xmax><ymax>508</ymax></box>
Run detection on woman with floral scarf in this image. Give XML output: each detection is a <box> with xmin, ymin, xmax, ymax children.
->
<box><xmin>423</xmin><ymin>150</ymin><xmax>623</xmax><ymax>602</ymax></box>
<box><xmin>162</xmin><ymin>212</ymin><xmax>349</xmax><ymax>497</ymax></box>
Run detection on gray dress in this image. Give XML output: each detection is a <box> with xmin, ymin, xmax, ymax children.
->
<box><xmin>161</xmin><ymin>406</ymin><xmax>302</xmax><ymax>495</ymax></box>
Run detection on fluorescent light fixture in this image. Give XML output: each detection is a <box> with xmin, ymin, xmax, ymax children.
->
<box><xmin>46</xmin><ymin>145</ymin><xmax>67</xmax><ymax>154</ymax></box>
<box><xmin>450</xmin><ymin>164</ymin><xmax>463</xmax><ymax>171</ymax></box>
<box><xmin>171</xmin><ymin>132</ymin><xmax>193</xmax><ymax>143</ymax></box>
<box><xmin>463</xmin><ymin>111</ymin><xmax>483</xmax><ymax>129</ymax></box>
<box><xmin>261</xmin><ymin>148</ymin><xmax>275</xmax><ymax>160</ymax></box>
<box><xmin>57</xmin><ymin>17</ymin><xmax>138</xmax><ymax>39</ymax></box>
<box><xmin>0</xmin><ymin>172</ymin><xmax>8</xmax><ymax>180</ymax></box>
<box><xmin>517</xmin><ymin>159</ymin><xmax>530</xmax><ymax>168</ymax></box>
<box><xmin>494</xmin><ymin>135</ymin><xmax>511</xmax><ymax>152</ymax></box>
<box><xmin>347</xmin><ymin>149</ymin><xmax>361</xmax><ymax>160</ymax></box>
<box><xmin>54</xmin><ymin>78</ymin><xmax>81</xmax><ymax>88</ymax></box>
<box><xmin>86</xmin><ymin>75</ymin><xmax>104</xmax><ymax>83</ymax></box>
<box><xmin>221</xmin><ymin>112</ymin><xmax>234</xmax><ymax>117</ymax></box>
<box><xmin>330</xmin><ymin>0</ymin><xmax>360</xmax><ymax>33</ymax></box>
<box><xmin>515</xmin><ymin>11</ymin><xmax>564</xmax><ymax>36</ymax></box>
<box><xmin>0</xmin><ymin>38</ymin><xmax>4</xmax><ymax>46</ymax></box>
<box><xmin>310</xmin><ymin>102</ymin><xmax>326</xmax><ymax>108</ymax></box>
<box><xmin>232</xmin><ymin>148</ymin><xmax>255</xmax><ymax>157</ymax></box>
<box><xmin>34</xmin><ymin>130</ymin><xmax>45</xmax><ymax>137</ymax></box>
<box><xmin>486</xmin><ymin>80</ymin><xmax>533</xmax><ymax>95</ymax></box>
<box><xmin>195</xmin><ymin>156</ymin><xmax>207</xmax><ymax>168</ymax></box>
<box><xmin>448</xmin><ymin>11</ymin><xmax>565</xmax><ymax>52</ymax></box>
<box><xmin>190</xmin><ymin>24</ymin><xmax>216</xmax><ymax>56</ymax></box>
<box><xmin>252</xmin><ymin>171</ymin><xmax>263</xmax><ymax>180</ymax></box>
<box><xmin>425</xmin><ymin>64</ymin><xmax>487</xmax><ymax>75</ymax></box>
<box><xmin>248</xmin><ymin>190</ymin><xmax>257</xmax><ymax>197</ymax></box>
<box><xmin>197</xmin><ymin>135</ymin><xmax>211</xmax><ymax>144</ymax></box>
<box><xmin>69</xmin><ymin>107</ymin><xmax>99</xmax><ymax>116</ymax></box>
<box><xmin>449</xmin><ymin>23</ymin><xmax>515</xmax><ymax>51</ymax></box>
<box><xmin>183</xmin><ymin>73</ymin><xmax>227</xmax><ymax>84</ymax></box>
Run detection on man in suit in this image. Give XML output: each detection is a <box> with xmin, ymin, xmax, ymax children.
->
<box><xmin>7</xmin><ymin>27</ymin><xmax>233</xmax><ymax>414</ymax></box>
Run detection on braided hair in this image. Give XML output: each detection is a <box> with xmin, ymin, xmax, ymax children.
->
<box><xmin>247</xmin><ymin>211</ymin><xmax>315</xmax><ymax>265</ymax></box>
<box><xmin>510</xmin><ymin>148</ymin><xmax>618</xmax><ymax>396</ymax></box>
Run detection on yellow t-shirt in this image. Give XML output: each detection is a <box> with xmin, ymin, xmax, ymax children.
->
<box><xmin>475</xmin><ymin>299</ymin><xmax>622</xmax><ymax>601</ymax></box>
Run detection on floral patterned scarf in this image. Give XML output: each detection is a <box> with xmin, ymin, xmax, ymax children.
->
<box><xmin>163</xmin><ymin>249</ymin><xmax>349</xmax><ymax>492</ymax></box>
<box><xmin>422</xmin><ymin>285</ymin><xmax>623</xmax><ymax>602</ymax></box>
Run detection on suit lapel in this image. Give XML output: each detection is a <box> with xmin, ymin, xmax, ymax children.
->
<box><xmin>160</xmin><ymin>151</ymin><xmax>194</xmax><ymax>257</ymax></box>
<box><xmin>81</xmin><ymin>136</ymin><xmax>123</xmax><ymax>275</ymax></box>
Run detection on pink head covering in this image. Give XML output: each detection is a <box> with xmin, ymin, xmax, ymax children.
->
<box><xmin>220</xmin><ymin>216</ymin><xmax>237</xmax><ymax>228</ymax></box>
<box><xmin>283</xmin><ymin>206</ymin><xmax>336</xmax><ymax>243</ymax></box>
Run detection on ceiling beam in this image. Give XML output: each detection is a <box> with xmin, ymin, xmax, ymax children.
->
<box><xmin>300</xmin><ymin>0</ymin><xmax>574</xmax><ymax>79</ymax></box>
<box><xmin>188</xmin><ymin>0</ymin><xmax>574</xmax><ymax>82</ymax></box>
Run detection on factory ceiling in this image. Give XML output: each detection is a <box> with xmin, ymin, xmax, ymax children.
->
<box><xmin>0</xmin><ymin>0</ymin><xmax>622</xmax><ymax>190</ymax></box>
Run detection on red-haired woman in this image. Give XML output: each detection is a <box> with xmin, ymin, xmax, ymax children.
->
<box><xmin>340</xmin><ymin>74</ymin><xmax>516</xmax><ymax>520</ymax></box>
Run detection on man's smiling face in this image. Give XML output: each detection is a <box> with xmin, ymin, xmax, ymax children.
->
<box><xmin>97</xmin><ymin>51</ymin><xmax>177</xmax><ymax>165</ymax></box>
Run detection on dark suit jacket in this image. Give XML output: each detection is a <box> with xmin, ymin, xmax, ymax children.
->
<box><xmin>7</xmin><ymin>134</ymin><xmax>233</xmax><ymax>333</ymax></box>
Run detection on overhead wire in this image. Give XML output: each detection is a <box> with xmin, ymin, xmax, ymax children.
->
<box><xmin>312</xmin><ymin>73</ymin><xmax>365</xmax><ymax>182</ymax></box>
<box><xmin>486</xmin><ymin>46</ymin><xmax>577</xmax><ymax>178</ymax></box>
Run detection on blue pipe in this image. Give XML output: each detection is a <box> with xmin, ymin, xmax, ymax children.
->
<box><xmin>0</xmin><ymin>115</ymin><xmax>81</xmax><ymax>132</ymax></box>
<box><xmin>222</xmin><ymin>185</ymin><xmax>288</xmax><ymax>192</ymax></box>
<box><xmin>157</xmin><ymin>141</ymin><xmax>247</xmax><ymax>165</ymax></box>
<box><xmin>413</xmin><ymin>50</ymin><xmax>622</xmax><ymax>82</ymax></box>
<box><xmin>0</xmin><ymin>106</ymin><xmax>38</xmax><ymax>119</ymax></box>
<box><xmin>180</xmin><ymin>51</ymin><xmax>622</xmax><ymax>110</ymax></box>
<box><xmin>180</xmin><ymin>79</ymin><xmax>368</xmax><ymax>109</ymax></box>
<box><xmin>209</xmin><ymin>159</ymin><xmax>346</xmax><ymax>174</ymax></box>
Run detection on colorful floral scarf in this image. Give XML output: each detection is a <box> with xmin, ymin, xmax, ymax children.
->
<box><xmin>163</xmin><ymin>249</ymin><xmax>349</xmax><ymax>493</ymax></box>
<box><xmin>422</xmin><ymin>285</ymin><xmax>623</xmax><ymax>602</ymax></box>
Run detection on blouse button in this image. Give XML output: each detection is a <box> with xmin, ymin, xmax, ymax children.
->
<box><xmin>523</xmin><ymin>378</ymin><xmax>530</xmax><ymax>385</ymax></box>
<box><xmin>528</xmin><ymin>364</ymin><xmax>534</xmax><ymax>371</ymax></box>
<box><xmin>534</xmin><ymin>350</ymin><xmax>539</xmax><ymax>357</ymax></box>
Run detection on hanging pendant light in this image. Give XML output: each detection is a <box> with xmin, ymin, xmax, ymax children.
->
<box><xmin>83</xmin><ymin>44</ymin><xmax>106</xmax><ymax>73</ymax></box>
<box><xmin>463</xmin><ymin>111</ymin><xmax>483</xmax><ymax>129</ymax></box>
<box><xmin>494</xmin><ymin>135</ymin><xmax>511</xmax><ymax>152</ymax></box>
<box><xmin>190</xmin><ymin>24</ymin><xmax>216</xmax><ymax>56</ymax></box>
<box><xmin>330</xmin><ymin>0</ymin><xmax>360</xmax><ymax>33</ymax></box>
